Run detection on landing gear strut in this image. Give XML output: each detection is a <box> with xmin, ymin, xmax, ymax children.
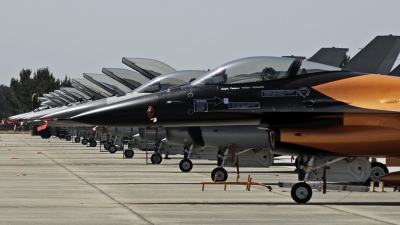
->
<box><xmin>178</xmin><ymin>145</ymin><xmax>193</xmax><ymax>172</ymax></box>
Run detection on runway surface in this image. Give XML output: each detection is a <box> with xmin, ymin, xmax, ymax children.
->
<box><xmin>0</xmin><ymin>134</ymin><xmax>399</xmax><ymax>225</ymax></box>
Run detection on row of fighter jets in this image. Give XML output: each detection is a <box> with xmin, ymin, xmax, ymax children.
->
<box><xmin>8</xmin><ymin>35</ymin><xmax>400</xmax><ymax>203</ymax></box>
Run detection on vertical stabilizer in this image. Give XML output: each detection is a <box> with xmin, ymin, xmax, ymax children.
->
<box><xmin>343</xmin><ymin>35</ymin><xmax>400</xmax><ymax>74</ymax></box>
<box><xmin>308</xmin><ymin>48</ymin><xmax>348</xmax><ymax>67</ymax></box>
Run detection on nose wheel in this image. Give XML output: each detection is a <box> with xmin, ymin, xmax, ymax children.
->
<box><xmin>179</xmin><ymin>159</ymin><xmax>193</xmax><ymax>172</ymax></box>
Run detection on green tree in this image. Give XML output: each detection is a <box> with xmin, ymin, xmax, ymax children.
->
<box><xmin>0</xmin><ymin>67</ymin><xmax>72</xmax><ymax>118</ymax></box>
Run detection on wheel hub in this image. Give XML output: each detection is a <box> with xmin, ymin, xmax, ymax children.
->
<box><xmin>296</xmin><ymin>187</ymin><xmax>308</xmax><ymax>199</ymax></box>
<box><xmin>216</xmin><ymin>171</ymin><xmax>225</xmax><ymax>180</ymax></box>
<box><xmin>370</xmin><ymin>167</ymin><xmax>385</xmax><ymax>182</ymax></box>
<box><xmin>182</xmin><ymin>161</ymin><xmax>190</xmax><ymax>169</ymax></box>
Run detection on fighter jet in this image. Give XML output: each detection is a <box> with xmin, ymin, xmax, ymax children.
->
<box><xmin>71</xmin><ymin>54</ymin><xmax>400</xmax><ymax>203</ymax></box>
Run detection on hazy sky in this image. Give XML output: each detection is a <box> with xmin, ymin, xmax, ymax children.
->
<box><xmin>1</xmin><ymin>0</ymin><xmax>399</xmax><ymax>86</ymax></box>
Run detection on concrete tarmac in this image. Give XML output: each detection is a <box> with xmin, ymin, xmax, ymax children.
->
<box><xmin>0</xmin><ymin>134</ymin><xmax>400</xmax><ymax>225</ymax></box>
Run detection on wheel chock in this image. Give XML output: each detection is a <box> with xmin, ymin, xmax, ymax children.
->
<box><xmin>369</xmin><ymin>181</ymin><xmax>375</xmax><ymax>192</ymax></box>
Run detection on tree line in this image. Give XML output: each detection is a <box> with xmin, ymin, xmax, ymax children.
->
<box><xmin>0</xmin><ymin>67</ymin><xmax>72</xmax><ymax>119</ymax></box>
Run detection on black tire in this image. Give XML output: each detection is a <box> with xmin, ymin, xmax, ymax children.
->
<box><xmin>104</xmin><ymin>142</ymin><xmax>110</xmax><ymax>150</ymax></box>
<box><xmin>108</xmin><ymin>145</ymin><xmax>117</xmax><ymax>154</ymax></box>
<box><xmin>151</xmin><ymin>153</ymin><xmax>162</xmax><ymax>164</ymax></box>
<box><xmin>74</xmin><ymin>137</ymin><xmax>81</xmax><ymax>143</ymax></box>
<box><xmin>40</xmin><ymin>129</ymin><xmax>51</xmax><ymax>139</ymax></box>
<box><xmin>291</xmin><ymin>182</ymin><xmax>312</xmax><ymax>203</ymax></box>
<box><xmin>368</xmin><ymin>162</ymin><xmax>389</xmax><ymax>183</ymax></box>
<box><xmin>211</xmin><ymin>167</ymin><xmax>228</xmax><ymax>181</ymax></box>
<box><xmin>81</xmin><ymin>139</ymin><xmax>88</xmax><ymax>145</ymax></box>
<box><xmin>179</xmin><ymin>159</ymin><xmax>193</xmax><ymax>172</ymax></box>
<box><xmin>90</xmin><ymin>141</ymin><xmax>97</xmax><ymax>147</ymax></box>
<box><xmin>124</xmin><ymin>150</ymin><xmax>134</xmax><ymax>158</ymax></box>
<box><xmin>65</xmin><ymin>136</ymin><xmax>71</xmax><ymax>141</ymax></box>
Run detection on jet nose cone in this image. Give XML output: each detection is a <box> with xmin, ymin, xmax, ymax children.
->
<box><xmin>379</xmin><ymin>171</ymin><xmax>400</xmax><ymax>186</ymax></box>
<box><xmin>71</xmin><ymin>94</ymin><xmax>158</xmax><ymax>127</ymax></box>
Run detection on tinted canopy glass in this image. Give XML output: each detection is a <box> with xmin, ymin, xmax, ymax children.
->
<box><xmin>61</xmin><ymin>87</ymin><xmax>90</xmax><ymax>100</ymax></box>
<box><xmin>102</xmin><ymin>68</ymin><xmax>150</xmax><ymax>89</ymax></box>
<box><xmin>122</xmin><ymin>57</ymin><xmax>176</xmax><ymax>78</ymax></box>
<box><xmin>191</xmin><ymin>56</ymin><xmax>342</xmax><ymax>85</ymax></box>
<box><xmin>84</xmin><ymin>73</ymin><xmax>133</xmax><ymax>95</ymax></box>
<box><xmin>72</xmin><ymin>78</ymin><xmax>113</xmax><ymax>98</ymax></box>
<box><xmin>134</xmin><ymin>70</ymin><xmax>206</xmax><ymax>93</ymax></box>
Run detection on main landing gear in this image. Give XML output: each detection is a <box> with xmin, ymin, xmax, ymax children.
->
<box><xmin>291</xmin><ymin>182</ymin><xmax>313</xmax><ymax>204</ymax></box>
<box><xmin>178</xmin><ymin>145</ymin><xmax>195</xmax><ymax>172</ymax></box>
<box><xmin>89</xmin><ymin>140</ymin><xmax>97</xmax><ymax>147</ymax></box>
<box><xmin>108</xmin><ymin>144</ymin><xmax>118</xmax><ymax>154</ymax></box>
<box><xmin>291</xmin><ymin>156</ymin><xmax>348</xmax><ymax>203</ymax></box>
<box><xmin>81</xmin><ymin>138</ymin><xmax>88</xmax><ymax>145</ymax></box>
<box><xmin>211</xmin><ymin>167</ymin><xmax>228</xmax><ymax>181</ymax></box>
<box><xmin>74</xmin><ymin>136</ymin><xmax>81</xmax><ymax>143</ymax></box>
<box><xmin>151</xmin><ymin>153</ymin><xmax>162</xmax><ymax>164</ymax></box>
<box><xmin>124</xmin><ymin>149</ymin><xmax>134</xmax><ymax>158</ymax></box>
<box><xmin>103</xmin><ymin>142</ymin><xmax>110</xmax><ymax>150</ymax></box>
<box><xmin>209</xmin><ymin>147</ymin><xmax>230</xmax><ymax>181</ymax></box>
<box><xmin>290</xmin><ymin>156</ymin><xmax>388</xmax><ymax>203</ymax></box>
<box><xmin>179</xmin><ymin>159</ymin><xmax>193</xmax><ymax>172</ymax></box>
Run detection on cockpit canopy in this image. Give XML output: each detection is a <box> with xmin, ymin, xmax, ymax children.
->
<box><xmin>191</xmin><ymin>56</ymin><xmax>342</xmax><ymax>85</ymax></box>
<box><xmin>134</xmin><ymin>70</ymin><xmax>206</xmax><ymax>93</ymax></box>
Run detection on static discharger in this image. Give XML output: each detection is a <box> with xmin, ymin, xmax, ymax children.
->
<box><xmin>201</xmin><ymin>174</ymin><xmax>272</xmax><ymax>191</ymax></box>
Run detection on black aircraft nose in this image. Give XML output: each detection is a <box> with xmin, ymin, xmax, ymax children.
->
<box><xmin>70</xmin><ymin>93</ymin><xmax>158</xmax><ymax>127</ymax></box>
